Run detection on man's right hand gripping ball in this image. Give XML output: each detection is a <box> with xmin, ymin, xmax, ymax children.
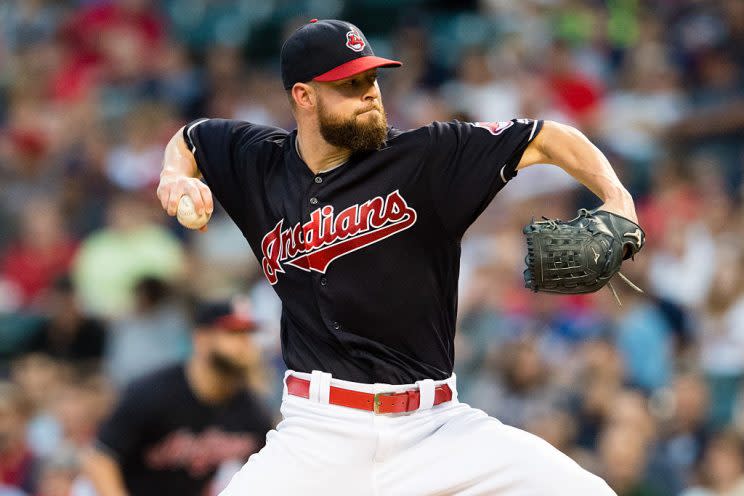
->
<box><xmin>522</xmin><ymin>208</ymin><xmax>645</xmax><ymax>296</ymax></box>
<box><xmin>157</xmin><ymin>175</ymin><xmax>214</xmax><ymax>232</ymax></box>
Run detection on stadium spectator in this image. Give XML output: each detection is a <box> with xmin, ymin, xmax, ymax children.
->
<box><xmin>71</xmin><ymin>194</ymin><xmax>185</xmax><ymax>318</ymax></box>
<box><xmin>658</xmin><ymin>373</ymin><xmax>712</xmax><ymax>489</ymax></box>
<box><xmin>681</xmin><ymin>430</ymin><xmax>744</xmax><ymax>496</ymax></box>
<box><xmin>598</xmin><ymin>424</ymin><xmax>663</xmax><ymax>496</ymax></box>
<box><xmin>466</xmin><ymin>337</ymin><xmax>564</xmax><ymax>429</ymax></box>
<box><xmin>698</xmin><ymin>252</ymin><xmax>744</xmax><ymax>429</ymax></box>
<box><xmin>104</xmin><ymin>277</ymin><xmax>189</xmax><ymax>388</ymax></box>
<box><xmin>34</xmin><ymin>447</ymin><xmax>79</xmax><ymax>496</ymax></box>
<box><xmin>26</xmin><ymin>276</ymin><xmax>105</xmax><ymax>366</ymax></box>
<box><xmin>0</xmin><ymin>383</ymin><xmax>38</xmax><ymax>495</ymax></box>
<box><xmin>0</xmin><ymin>199</ymin><xmax>77</xmax><ymax>308</ymax></box>
<box><xmin>82</xmin><ymin>300</ymin><xmax>273</xmax><ymax>496</ymax></box>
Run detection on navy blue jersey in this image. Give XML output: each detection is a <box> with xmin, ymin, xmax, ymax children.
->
<box><xmin>185</xmin><ymin>118</ymin><xmax>542</xmax><ymax>384</ymax></box>
<box><xmin>96</xmin><ymin>365</ymin><xmax>272</xmax><ymax>496</ymax></box>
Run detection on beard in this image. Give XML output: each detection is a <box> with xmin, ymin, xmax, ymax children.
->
<box><xmin>317</xmin><ymin>98</ymin><xmax>388</xmax><ymax>153</ymax></box>
<box><xmin>207</xmin><ymin>350</ymin><xmax>249</xmax><ymax>378</ymax></box>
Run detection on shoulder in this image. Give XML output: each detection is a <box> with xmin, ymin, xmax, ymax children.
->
<box><xmin>385</xmin><ymin>125</ymin><xmax>433</xmax><ymax>147</ymax></box>
<box><xmin>387</xmin><ymin>121</ymin><xmax>465</xmax><ymax>138</ymax></box>
<box><xmin>383</xmin><ymin>121</ymin><xmax>475</xmax><ymax>155</ymax></box>
<box><xmin>233</xmin><ymin>121</ymin><xmax>289</xmax><ymax>147</ymax></box>
<box><xmin>379</xmin><ymin>122</ymin><xmax>468</xmax><ymax>166</ymax></box>
<box><xmin>188</xmin><ymin>119</ymin><xmax>288</xmax><ymax>146</ymax></box>
<box><xmin>386</xmin><ymin>120</ymin><xmax>483</xmax><ymax>143</ymax></box>
<box><xmin>185</xmin><ymin>119</ymin><xmax>290</xmax><ymax>168</ymax></box>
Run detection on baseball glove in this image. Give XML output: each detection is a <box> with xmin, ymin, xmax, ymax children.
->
<box><xmin>523</xmin><ymin>208</ymin><xmax>645</xmax><ymax>304</ymax></box>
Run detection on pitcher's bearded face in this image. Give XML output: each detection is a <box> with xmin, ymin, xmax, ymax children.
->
<box><xmin>317</xmin><ymin>97</ymin><xmax>388</xmax><ymax>152</ymax></box>
<box><xmin>313</xmin><ymin>70</ymin><xmax>388</xmax><ymax>152</ymax></box>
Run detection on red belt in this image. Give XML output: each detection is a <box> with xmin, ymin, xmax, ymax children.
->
<box><xmin>286</xmin><ymin>376</ymin><xmax>453</xmax><ymax>414</ymax></box>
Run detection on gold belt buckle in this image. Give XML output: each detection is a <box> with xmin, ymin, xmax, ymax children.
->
<box><xmin>373</xmin><ymin>391</ymin><xmax>396</xmax><ymax>414</ymax></box>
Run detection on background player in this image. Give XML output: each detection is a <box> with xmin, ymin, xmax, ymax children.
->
<box><xmin>157</xmin><ymin>19</ymin><xmax>638</xmax><ymax>495</ymax></box>
<box><xmin>82</xmin><ymin>301</ymin><xmax>273</xmax><ymax>496</ymax></box>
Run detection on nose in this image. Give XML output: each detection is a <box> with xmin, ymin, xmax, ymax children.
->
<box><xmin>363</xmin><ymin>81</ymin><xmax>380</xmax><ymax>103</ymax></box>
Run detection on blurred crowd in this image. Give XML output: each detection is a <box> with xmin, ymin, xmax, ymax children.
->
<box><xmin>0</xmin><ymin>0</ymin><xmax>742</xmax><ymax>495</ymax></box>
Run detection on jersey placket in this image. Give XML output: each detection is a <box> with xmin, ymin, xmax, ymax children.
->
<box><xmin>302</xmin><ymin>173</ymin><xmax>342</xmax><ymax>334</ymax></box>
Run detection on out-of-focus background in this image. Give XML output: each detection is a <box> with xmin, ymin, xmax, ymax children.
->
<box><xmin>0</xmin><ymin>0</ymin><xmax>742</xmax><ymax>495</ymax></box>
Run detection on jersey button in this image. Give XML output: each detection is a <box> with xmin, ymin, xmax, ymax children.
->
<box><xmin>310</xmin><ymin>197</ymin><xmax>319</xmax><ymax>205</ymax></box>
<box><xmin>320</xmin><ymin>276</ymin><xmax>328</xmax><ymax>286</ymax></box>
<box><xmin>314</xmin><ymin>176</ymin><xmax>323</xmax><ymax>184</ymax></box>
<box><xmin>332</xmin><ymin>321</ymin><xmax>340</xmax><ymax>330</ymax></box>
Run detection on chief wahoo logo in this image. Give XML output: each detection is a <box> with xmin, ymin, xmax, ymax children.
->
<box><xmin>346</xmin><ymin>29</ymin><xmax>365</xmax><ymax>52</ymax></box>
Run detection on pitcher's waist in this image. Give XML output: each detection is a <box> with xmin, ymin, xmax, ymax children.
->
<box><xmin>284</xmin><ymin>370</ymin><xmax>456</xmax><ymax>415</ymax></box>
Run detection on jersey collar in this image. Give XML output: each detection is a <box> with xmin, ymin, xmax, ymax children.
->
<box><xmin>290</xmin><ymin>130</ymin><xmax>350</xmax><ymax>177</ymax></box>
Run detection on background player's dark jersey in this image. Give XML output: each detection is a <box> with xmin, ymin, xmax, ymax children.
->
<box><xmin>186</xmin><ymin>118</ymin><xmax>543</xmax><ymax>384</ymax></box>
<box><xmin>95</xmin><ymin>364</ymin><xmax>272</xmax><ymax>496</ymax></box>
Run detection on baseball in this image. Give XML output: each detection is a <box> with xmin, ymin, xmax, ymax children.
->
<box><xmin>176</xmin><ymin>195</ymin><xmax>211</xmax><ymax>229</ymax></box>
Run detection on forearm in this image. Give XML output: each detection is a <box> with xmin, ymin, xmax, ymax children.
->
<box><xmin>82</xmin><ymin>448</ymin><xmax>130</xmax><ymax>496</ymax></box>
<box><xmin>157</xmin><ymin>127</ymin><xmax>213</xmax><ymax>219</ymax></box>
<box><xmin>161</xmin><ymin>126</ymin><xmax>199</xmax><ymax>180</ymax></box>
<box><xmin>519</xmin><ymin>121</ymin><xmax>636</xmax><ymax>221</ymax></box>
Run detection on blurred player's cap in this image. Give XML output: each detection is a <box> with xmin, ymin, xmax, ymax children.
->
<box><xmin>280</xmin><ymin>19</ymin><xmax>401</xmax><ymax>90</ymax></box>
<box><xmin>194</xmin><ymin>301</ymin><xmax>258</xmax><ymax>332</ymax></box>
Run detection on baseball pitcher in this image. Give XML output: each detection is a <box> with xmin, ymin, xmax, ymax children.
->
<box><xmin>157</xmin><ymin>19</ymin><xmax>643</xmax><ymax>495</ymax></box>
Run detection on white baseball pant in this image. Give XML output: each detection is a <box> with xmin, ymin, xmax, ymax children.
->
<box><xmin>220</xmin><ymin>370</ymin><xmax>616</xmax><ymax>496</ymax></box>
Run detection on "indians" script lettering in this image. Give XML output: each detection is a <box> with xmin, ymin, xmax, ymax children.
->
<box><xmin>261</xmin><ymin>189</ymin><xmax>417</xmax><ymax>284</ymax></box>
<box><xmin>145</xmin><ymin>428</ymin><xmax>260</xmax><ymax>476</ymax></box>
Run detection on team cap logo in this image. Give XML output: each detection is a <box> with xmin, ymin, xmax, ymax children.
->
<box><xmin>345</xmin><ymin>29</ymin><xmax>365</xmax><ymax>52</ymax></box>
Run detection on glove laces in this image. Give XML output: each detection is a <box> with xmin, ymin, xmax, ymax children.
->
<box><xmin>608</xmin><ymin>272</ymin><xmax>644</xmax><ymax>306</ymax></box>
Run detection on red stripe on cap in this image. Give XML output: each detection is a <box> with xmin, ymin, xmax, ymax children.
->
<box><xmin>312</xmin><ymin>56</ymin><xmax>402</xmax><ymax>82</ymax></box>
<box><xmin>309</xmin><ymin>18</ymin><xmax>318</xmax><ymax>23</ymax></box>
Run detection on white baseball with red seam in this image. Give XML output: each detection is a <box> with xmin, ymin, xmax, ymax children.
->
<box><xmin>176</xmin><ymin>195</ymin><xmax>211</xmax><ymax>229</ymax></box>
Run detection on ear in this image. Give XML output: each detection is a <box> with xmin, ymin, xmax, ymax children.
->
<box><xmin>291</xmin><ymin>82</ymin><xmax>316</xmax><ymax>111</ymax></box>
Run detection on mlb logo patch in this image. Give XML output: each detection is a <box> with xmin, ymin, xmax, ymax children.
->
<box><xmin>473</xmin><ymin>121</ymin><xmax>513</xmax><ymax>135</ymax></box>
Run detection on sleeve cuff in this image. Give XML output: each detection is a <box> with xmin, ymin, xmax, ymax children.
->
<box><xmin>501</xmin><ymin>119</ymin><xmax>544</xmax><ymax>182</ymax></box>
<box><xmin>182</xmin><ymin>118</ymin><xmax>210</xmax><ymax>154</ymax></box>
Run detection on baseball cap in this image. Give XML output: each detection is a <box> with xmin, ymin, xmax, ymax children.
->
<box><xmin>194</xmin><ymin>301</ymin><xmax>257</xmax><ymax>332</ymax></box>
<box><xmin>280</xmin><ymin>19</ymin><xmax>402</xmax><ymax>90</ymax></box>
